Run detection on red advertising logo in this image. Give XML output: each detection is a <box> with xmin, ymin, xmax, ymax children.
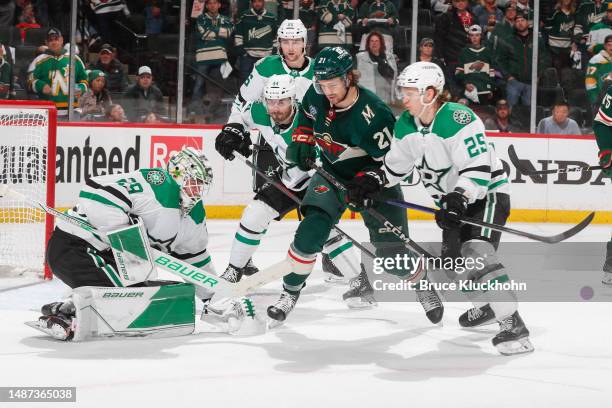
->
<box><xmin>150</xmin><ymin>136</ymin><xmax>203</xmax><ymax>167</ymax></box>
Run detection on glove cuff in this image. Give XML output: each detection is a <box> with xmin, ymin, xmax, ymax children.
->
<box><xmin>292</xmin><ymin>126</ymin><xmax>315</xmax><ymax>145</ymax></box>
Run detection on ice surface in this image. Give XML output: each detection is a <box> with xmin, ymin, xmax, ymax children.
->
<box><xmin>0</xmin><ymin>220</ymin><xmax>611</xmax><ymax>408</ymax></box>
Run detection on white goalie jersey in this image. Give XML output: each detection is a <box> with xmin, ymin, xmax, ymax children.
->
<box><xmin>383</xmin><ymin>102</ymin><xmax>510</xmax><ymax>204</ymax></box>
<box><xmin>57</xmin><ymin>169</ymin><xmax>212</xmax><ymax>269</ymax></box>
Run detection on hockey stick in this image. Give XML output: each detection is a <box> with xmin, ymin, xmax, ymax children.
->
<box><xmin>232</xmin><ymin>153</ymin><xmax>378</xmax><ymax>259</ymax></box>
<box><xmin>384</xmin><ymin>198</ymin><xmax>595</xmax><ymax>244</ymax></box>
<box><xmin>508</xmin><ymin>144</ymin><xmax>603</xmax><ymax>175</ymax></box>
<box><xmin>0</xmin><ymin>186</ymin><xmax>286</xmax><ymax>300</ymax></box>
<box><xmin>307</xmin><ymin>162</ymin><xmax>438</xmax><ymax>259</ymax></box>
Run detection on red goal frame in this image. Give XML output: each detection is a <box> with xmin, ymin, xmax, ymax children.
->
<box><xmin>0</xmin><ymin>100</ymin><xmax>57</xmax><ymax>279</ymax></box>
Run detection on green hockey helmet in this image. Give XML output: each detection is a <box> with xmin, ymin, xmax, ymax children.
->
<box><xmin>313</xmin><ymin>47</ymin><xmax>353</xmax><ymax>94</ymax></box>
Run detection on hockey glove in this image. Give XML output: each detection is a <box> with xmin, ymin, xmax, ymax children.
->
<box><xmin>346</xmin><ymin>169</ymin><xmax>387</xmax><ymax>211</ymax></box>
<box><xmin>599</xmin><ymin>149</ymin><xmax>612</xmax><ymax>177</ymax></box>
<box><xmin>286</xmin><ymin>126</ymin><xmax>317</xmax><ymax>171</ymax></box>
<box><xmin>215</xmin><ymin>123</ymin><xmax>252</xmax><ymax>160</ymax></box>
<box><xmin>435</xmin><ymin>191</ymin><xmax>468</xmax><ymax>230</ymax></box>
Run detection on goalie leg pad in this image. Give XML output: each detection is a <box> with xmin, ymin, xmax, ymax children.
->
<box><xmin>229</xmin><ymin>199</ymin><xmax>278</xmax><ymax>268</ymax></box>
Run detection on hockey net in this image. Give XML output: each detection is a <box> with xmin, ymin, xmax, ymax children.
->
<box><xmin>0</xmin><ymin>101</ymin><xmax>56</xmax><ymax>283</ymax></box>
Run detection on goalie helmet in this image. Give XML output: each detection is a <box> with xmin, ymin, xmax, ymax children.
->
<box><xmin>277</xmin><ymin>19</ymin><xmax>308</xmax><ymax>48</ymax></box>
<box><xmin>396</xmin><ymin>61</ymin><xmax>445</xmax><ymax>98</ymax></box>
<box><xmin>166</xmin><ymin>147</ymin><xmax>213</xmax><ymax>215</ymax></box>
<box><xmin>264</xmin><ymin>74</ymin><xmax>297</xmax><ymax>101</ymax></box>
<box><xmin>313</xmin><ymin>47</ymin><xmax>353</xmax><ymax>93</ymax></box>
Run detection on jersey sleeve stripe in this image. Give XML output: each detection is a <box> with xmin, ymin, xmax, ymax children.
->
<box><xmin>458</xmin><ymin>165</ymin><xmax>491</xmax><ymax>175</ymax></box>
<box><xmin>86</xmin><ymin>179</ymin><xmax>132</xmax><ymax>209</ymax></box>
<box><xmin>383</xmin><ymin>157</ymin><xmax>410</xmax><ymax>178</ymax></box>
<box><xmin>78</xmin><ymin>191</ymin><xmax>128</xmax><ymax>212</ymax></box>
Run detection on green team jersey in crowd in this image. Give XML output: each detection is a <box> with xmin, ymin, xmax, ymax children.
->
<box><xmin>237</xmin><ymin>101</ymin><xmax>311</xmax><ymax>190</ymax></box>
<box><xmin>195</xmin><ymin>12</ymin><xmax>234</xmax><ymax>65</ymax></box>
<box><xmin>574</xmin><ymin>0</ymin><xmax>609</xmax><ymax>39</ymax></box>
<box><xmin>593</xmin><ymin>86</ymin><xmax>612</xmax><ymax>150</ymax></box>
<box><xmin>357</xmin><ymin>0</ymin><xmax>398</xmax><ymax>36</ymax></box>
<box><xmin>587</xmin><ymin>20</ymin><xmax>612</xmax><ymax>53</ymax></box>
<box><xmin>456</xmin><ymin>46</ymin><xmax>496</xmax><ymax>94</ymax></box>
<box><xmin>235</xmin><ymin>8</ymin><xmax>278</xmax><ymax>58</ymax></box>
<box><xmin>317</xmin><ymin>0</ymin><xmax>354</xmax><ymax>49</ymax></box>
<box><xmin>28</xmin><ymin>50</ymin><xmax>88</xmax><ymax>113</ymax></box>
<box><xmin>58</xmin><ymin>169</ymin><xmax>212</xmax><ymax>271</ymax></box>
<box><xmin>382</xmin><ymin>103</ymin><xmax>509</xmax><ymax>205</ymax></box>
<box><xmin>294</xmin><ymin>85</ymin><xmax>396</xmax><ymax>181</ymax></box>
<box><xmin>585</xmin><ymin>49</ymin><xmax>612</xmax><ymax>104</ymax></box>
<box><xmin>230</xmin><ymin>55</ymin><xmax>314</xmax><ymax>126</ymax></box>
<box><xmin>545</xmin><ymin>9</ymin><xmax>576</xmax><ymax>51</ymax></box>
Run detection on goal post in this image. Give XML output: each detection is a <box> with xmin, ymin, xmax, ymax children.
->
<box><xmin>0</xmin><ymin>100</ymin><xmax>57</xmax><ymax>280</ymax></box>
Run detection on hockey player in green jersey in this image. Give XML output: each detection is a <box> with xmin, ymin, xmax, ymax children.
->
<box><xmin>591</xmin><ymin>86</ymin><xmax>612</xmax><ymax>285</ymax></box>
<box><xmin>347</xmin><ymin>61</ymin><xmax>534</xmax><ymax>355</ymax></box>
<box><xmin>35</xmin><ymin>148</ymin><xmax>218</xmax><ymax>340</ymax></box>
<box><xmin>265</xmin><ymin>47</ymin><xmax>444</xmax><ymax>324</ymax></box>
<box><xmin>216</xmin><ymin>75</ymin><xmax>364</xmax><ymax>305</ymax></box>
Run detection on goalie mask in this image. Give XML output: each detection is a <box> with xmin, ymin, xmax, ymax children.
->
<box><xmin>167</xmin><ymin>147</ymin><xmax>213</xmax><ymax>215</ymax></box>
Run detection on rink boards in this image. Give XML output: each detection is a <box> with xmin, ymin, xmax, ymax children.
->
<box><xmin>1</xmin><ymin>122</ymin><xmax>611</xmax><ymax>223</ymax></box>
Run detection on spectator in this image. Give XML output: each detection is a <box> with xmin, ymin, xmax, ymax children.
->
<box><xmin>587</xmin><ymin>2</ymin><xmax>612</xmax><ymax>54</ymax></box>
<box><xmin>417</xmin><ymin>37</ymin><xmax>450</xmax><ymax>91</ymax></box>
<box><xmin>456</xmin><ymin>25</ymin><xmax>496</xmax><ymax>105</ymax></box>
<box><xmin>144</xmin><ymin>111</ymin><xmax>163</xmax><ymax>123</ymax></box>
<box><xmin>536</xmin><ymin>100</ymin><xmax>581</xmax><ymax>134</ymax></box>
<box><xmin>496</xmin><ymin>11</ymin><xmax>550</xmax><ymax>107</ymax></box>
<box><xmin>16</xmin><ymin>1</ymin><xmax>39</xmax><ymax>25</ymax></box>
<box><xmin>575</xmin><ymin>0</ymin><xmax>607</xmax><ymax>45</ymax></box>
<box><xmin>317</xmin><ymin>0</ymin><xmax>355</xmax><ymax>52</ymax></box>
<box><xmin>123</xmin><ymin>65</ymin><xmax>164</xmax><ymax>122</ymax></box>
<box><xmin>91</xmin><ymin>43</ymin><xmax>128</xmax><ymax>92</ymax></box>
<box><xmin>28</xmin><ymin>28</ymin><xmax>89</xmax><ymax>117</ymax></box>
<box><xmin>87</xmin><ymin>0</ymin><xmax>131</xmax><ymax>45</ymax></box>
<box><xmin>0</xmin><ymin>42</ymin><xmax>12</xmax><ymax>99</ymax></box>
<box><xmin>190</xmin><ymin>0</ymin><xmax>233</xmax><ymax>118</ymax></box>
<box><xmin>489</xmin><ymin>4</ymin><xmax>517</xmax><ymax>54</ymax></box>
<box><xmin>545</xmin><ymin>0</ymin><xmax>577</xmax><ymax>72</ymax></box>
<box><xmin>484</xmin><ymin>99</ymin><xmax>521</xmax><ymax>131</ymax></box>
<box><xmin>473</xmin><ymin>0</ymin><xmax>504</xmax><ymax>33</ymax></box>
<box><xmin>434</xmin><ymin>0</ymin><xmax>476</xmax><ymax>97</ymax></box>
<box><xmin>356</xmin><ymin>31</ymin><xmax>396</xmax><ymax>103</ymax></box>
<box><xmin>0</xmin><ymin>0</ymin><xmax>15</xmax><ymax>27</ymax></box>
<box><xmin>516</xmin><ymin>0</ymin><xmax>534</xmax><ymax>28</ymax></box>
<box><xmin>145</xmin><ymin>1</ymin><xmax>163</xmax><ymax>34</ymax></box>
<box><xmin>107</xmin><ymin>103</ymin><xmax>127</xmax><ymax>122</ymax></box>
<box><xmin>79</xmin><ymin>70</ymin><xmax>112</xmax><ymax>119</ymax></box>
<box><xmin>585</xmin><ymin>34</ymin><xmax>612</xmax><ymax>109</ymax></box>
<box><xmin>235</xmin><ymin>0</ymin><xmax>277</xmax><ymax>82</ymax></box>
<box><xmin>297</xmin><ymin>0</ymin><xmax>317</xmax><ymax>55</ymax></box>
<box><xmin>358</xmin><ymin>0</ymin><xmax>398</xmax><ymax>52</ymax></box>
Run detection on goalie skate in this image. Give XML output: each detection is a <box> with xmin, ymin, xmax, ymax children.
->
<box><xmin>25</xmin><ymin>314</ymin><xmax>74</xmax><ymax>341</ymax></box>
<box><xmin>342</xmin><ymin>265</ymin><xmax>377</xmax><ymax>309</ymax></box>
<box><xmin>492</xmin><ymin>311</ymin><xmax>534</xmax><ymax>356</ymax></box>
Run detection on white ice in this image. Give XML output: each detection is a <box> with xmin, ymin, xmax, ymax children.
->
<box><xmin>0</xmin><ymin>220</ymin><xmax>611</xmax><ymax>408</ymax></box>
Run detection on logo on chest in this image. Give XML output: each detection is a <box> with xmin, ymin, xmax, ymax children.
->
<box><xmin>416</xmin><ymin>156</ymin><xmax>451</xmax><ymax>198</ymax></box>
<box><xmin>314</xmin><ymin>132</ymin><xmax>348</xmax><ymax>157</ymax></box>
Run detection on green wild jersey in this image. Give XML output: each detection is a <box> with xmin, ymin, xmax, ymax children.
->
<box><xmin>545</xmin><ymin>9</ymin><xmax>575</xmax><ymax>50</ymax></box>
<box><xmin>593</xmin><ymin>86</ymin><xmax>612</xmax><ymax>150</ymax></box>
<box><xmin>195</xmin><ymin>12</ymin><xmax>234</xmax><ymax>65</ymax></box>
<box><xmin>238</xmin><ymin>101</ymin><xmax>311</xmax><ymax>190</ymax></box>
<box><xmin>230</xmin><ymin>55</ymin><xmax>314</xmax><ymax>126</ymax></box>
<box><xmin>294</xmin><ymin>85</ymin><xmax>396</xmax><ymax>181</ymax></box>
<box><xmin>456</xmin><ymin>46</ymin><xmax>495</xmax><ymax>94</ymax></box>
<box><xmin>58</xmin><ymin>169</ymin><xmax>211</xmax><ymax>268</ymax></box>
<box><xmin>383</xmin><ymin>103</ymin><xmax>509</xmax><ymax>204</ymax></box>
<box><xmin>234</xmin><ymin>8</ymin><xmax>277</xmax><ymax>58</ymax></box>
<box><xmin>575</xmin><ymin>1</ymin><xmax>609</xmax><ymax>38</ymax></box>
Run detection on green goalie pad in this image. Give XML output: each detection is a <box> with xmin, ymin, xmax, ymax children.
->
<box><xmin>106</xmin><ymin>221</ymin><xmax>156</xmax><ymax>285</ymax></box>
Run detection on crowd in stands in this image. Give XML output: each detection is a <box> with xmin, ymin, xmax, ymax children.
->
<box><xmin>0</xmin><ymin>0</ymin><xmax>610</xmax><ymax>134</ymax></box>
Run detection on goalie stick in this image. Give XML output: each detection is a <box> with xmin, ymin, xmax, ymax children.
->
<box><xmin>232</xmin><ymin>153</ymin><xmax>378</xmax><ymax>259</ymax></box>
<box><xmin>0</xmin><ymin>185</ymin><xmax>287</xmax><ymax>300</ymax></box>
<box><xmin>508</xmin><ymin>144</ymin><xmax>603</xmax><ymax>175</ymax></box>
<box><xmin>384</xmin><ymin>198</ymin><xmax>595</xmax><ymax>244</ymax></box>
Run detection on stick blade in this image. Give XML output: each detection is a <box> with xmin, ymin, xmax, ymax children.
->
<box><xmin>540</xmin><ymin>212</ymin><xmax>595</xmax><ymax>243</ymax></box>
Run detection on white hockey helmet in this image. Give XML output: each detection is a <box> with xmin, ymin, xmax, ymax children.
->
<box><xmin>277</xmin><ymin>19</ymin><xmax>308</xmax><ymax>49</ymax></box>
<box><xmin>166</xmin><ymin>147</ymin><xmax>213</xmax><ymax>214</ymax></box>
<box><xmin>264</xmin><ymin>74</ymin><xmax>297</xmax><ymax>101</ymax></box>
<box><xmin>396</xmin><ymin>61</ymin><xmax>445</xmax><ymax>99</ymax></box>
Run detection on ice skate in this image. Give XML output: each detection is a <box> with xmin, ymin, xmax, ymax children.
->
<box><xmin>322</xmin><ymin>253</ymin><xmax>347</xmax><ymax>284</ymax></box>
<box><xmin>267</xmin><ymin>289</ymin><xmax>300</xmax><ymax>324</ymax></box>
<box><xmin>416</xmin><ymin>286</ymin><xmax>444</xmax><ymax>324</ymax></box>
<box><xmin>459</xmin><ymin>304</ymin><xmax>496</xmax><ymax>328</ymax></box>
<box><xmin>220</xmin><ymin>264</ymin><xmax>244</xmax><ymax>283</ymax></box>
<box><xmin>243</xmin><ymin>258</ymin><xmax>259</xmax><ymax>276</ymax></box>
<box><xmin>342</xmin><ymin>265</ymin><xmax>377</xmax><ymax>309</ymax></box>
<box><xmin>492</xmin><ymin>311</ymin><xmax>534</xmax><ymax>356</ymax></box>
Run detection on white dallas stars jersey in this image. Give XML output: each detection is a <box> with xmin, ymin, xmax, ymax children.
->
<box><xmin>229</xmin><ymin>55</ymin><xmax>314</xmax><ymax>125</ymax></box>
<box><xmin>57</xmin><ymin>169</ymin><xmax>211</xmax><ymax>268</ymax></box>
<box><xmin>238</xmin><ymin>101</ymin><xmax>311</xmax><ymax>191</ymax></box>
<box><xmin>383</xmin><ymin>102</ymin><xmax>509</xmax><ymax>204</ymax></box>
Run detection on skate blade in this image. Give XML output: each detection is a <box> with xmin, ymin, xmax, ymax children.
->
<box><xmin>495</xmin><ymin>337</ymin><xmax>534</xmax><ymax>356</ymax></box>
<box><xmin>266</xmin><ymin>317</ymin><xmax>284</xmax><ymax>330</ymax></box>
<box><xmin>345</xmin><ymin>297</ymin><xmax>378</xmax><ymax>309</ymax></box>
<box><xmin>324</xmin><ymin>273</ymin><xmax>349</xmax><ymax>285</ymax></box>
<box><xmin>25</xmin><ymin>320</ymin><xmax>72</xmax><ymax>341</ymax></box>
<box><xmin>460</xmin><ymin>317</ymin><xmax>497</xmax><ymax>329</ymax></box>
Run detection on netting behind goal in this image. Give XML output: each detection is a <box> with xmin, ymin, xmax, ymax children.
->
<box><xmin>0</xmin><ymin>101</ymin><xmax>56</xmax><ymax>279</ymax></box>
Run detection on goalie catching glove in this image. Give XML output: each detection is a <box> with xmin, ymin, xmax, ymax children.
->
<box><xmin>599</xmin><ymin>149</ymin><xmax>612</xmax><ymax>177</ymax></box>
<box><xmin>435</xmin><ymin>191</ymin><xmax>468</xmax><ymax>230</ymax></box>
<box><xmin>215</xmin><ymin>123</ymin><xmax>252</xmax><ymax>160</ymax></box>
<box><xmin>345</xmin><ymin>168</ymin><xmax>387</xmax><ymax>210</ymax></box>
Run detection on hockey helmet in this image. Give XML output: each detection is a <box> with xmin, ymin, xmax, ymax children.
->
<box><xmin>277</xmin><ymin>19</ymin><xmax>308</xmax><ymax>49</ymax></box>
<box><xmin>313</xmin><ymin>47</ymin><xmax>353</xmax><ymax>94</ymax></box>
<box><xmin>396</xmin><ymin>61</ymin><xmax>445</xmax><ymax>99</ymax></box>
<box><xmin>264</xmin><ymin>74</ymin><xmax>297</xmax><ymax>100</ymax></box>
<box><xmin>166</xmin><ymin>147</ymin><xmax>213</xmax><ymax>214</ymax></box>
